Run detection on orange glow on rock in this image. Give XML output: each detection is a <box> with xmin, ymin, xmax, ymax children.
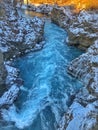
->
<box><xmin>23</xmin><ymin>0</ymin><xmax>98</xmax><ymax>10</ymax></box>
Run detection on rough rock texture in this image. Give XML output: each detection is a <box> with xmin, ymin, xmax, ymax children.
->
<box><xmin>0</xmin><ymin>51</ymin><xmax>7</xmax><ymax>87</ymax></box>
<box><xmin>0</xmin><ymin>0</ymin><xmax>44</xmax><ymax>107</ymax></box>
<box><xmin>64</xmin><ymin>41</ymin><xmax>98</xmax><ymax>130</ymax></box>
<box><xmin>17</xmin><ymin>3</ymin><xmax>53</xmax><ymax>15</ymax></box>
<box><xmin>0</xmin><ymin>0</ymin><xmax>44</xmax><ymax>60</ymax></box>
<box><xmin>51</xmin><ymin>7</ymin><xmax>98</xmax><ymax>50</ymax></box>
<box><xmin>51</xmin><ymin>6</ymin><xmax>73</xmax><ymax>28</ymax></box>
<box><xmin>0</xmin><ymin>84</ymin><xmax>19</xmax><ymax>107</ymax></box>
<box><xmin>67</xmin><ymin>10</ymin><xmax>98</xmax><ymax>50</ymax></box>
<box><xmin>51</xmin><ymin>6</ymin><xmax>98</xmax><ymax>130</ymax></box>
<box><xmin>68</xmin><ymin>40</ymin><xmax>98</xmax><ymax>96</ymax></box>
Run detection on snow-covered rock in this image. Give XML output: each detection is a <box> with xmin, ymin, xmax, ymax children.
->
<box><xmin>0</xmin><ymin>84</ymin><xmax>19</xmax><ymax>107</ymax></box>
<box><xmin>0</xmin><ymin>0</ymin><xmax>44</xmax><ymax>107</ymax></box>
<box><xmin>17</xmin><ymin>3</ymin><xmax>53</xmax><ymax>14</ymax></box>
<box><xmin>0</xmin><ymin>0</ymin><xmax>44</xmax><ymax>60</ymax></box>
<box><xmin>68</xmin><ymin>40</ymin><xmax>98</xmax><ymax>96</ymax></box>
<box><xmin>0</xmin><ymin>59</ymin><xmax>23</xmax><ymax>108</ymax></box>
<box><xmin>65</xmin><ymin>40</ymin><xmax>98</xmax><ymax>130</ymax></box>
<box><xmin>51</xmin><ymin>6</ymin><xmax>72</xmax><ymax>28</ymax></box>
<box><xmin>51</xmin><ymin>6</ymin><xmax>98</xmax><ymax>130</ymax></box>
<box><xmin>5</xmin><ymin>61</ymin><xmax>23</xmax><ymax>87</ymax></box>
<box><xmin>51</xmin><ymin>7</ymin><xmax>98</xmax><ymax>50</ymax></box>
<box><xmin>65</xmin><ymin>101</ymin><xmax>98</xmax><ymax>130</ymax></box>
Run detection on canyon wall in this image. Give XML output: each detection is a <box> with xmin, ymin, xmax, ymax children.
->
<box><xmin>51</xmin><ymin>7</ymin><xmax>98</xmax><ymax>50</ymax></box>
<box><xmin>0</xmin><ymin>51</ymin><xmax>7</xmax><ymax>87</ymax></box>
<box><xmin>0</xmin><ymin>0</ymin><xmax>44</xmax><ymax>107</ymax></box>
<box><xmin>51</xmin><ymin>6</ymin><xmax>98</xmax><ymax>130</ymax></box>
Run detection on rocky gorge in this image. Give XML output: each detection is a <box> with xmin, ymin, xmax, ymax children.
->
<box><xmin>0</xmin><ymin>0</ymin><xmax>44</xmax><ymax>107</ymax></box>
<box><xmin>51</xmin><ymin>6</ymin><xmax>98</xmax><ymax>130</ymax></box>
<box><xmin>0</xmin><ymin>1</ymin><xmax>98</xmax><ymax>130</ymax></box>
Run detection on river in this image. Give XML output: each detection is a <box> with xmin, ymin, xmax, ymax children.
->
<box><xmin>0</xmin><ymin>12</ymin><xmax>83</xmax><ymax>130</ymax></box>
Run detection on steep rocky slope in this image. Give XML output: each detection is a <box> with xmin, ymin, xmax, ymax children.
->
<box><xmin>0</xmin><ymin>1</ymin><xmax>44</xmax><ymax>60</ymax></box>
<box><xmin>0</xmin><ymin>0</ymin><xmax>44</xmax><ymax>107</ymax></box>
<box><xmin>51</xmin><ymin>6</ymin><xmax>98</xmax><ymax>50</ymax></box>
<box><xmin>65</xmin><ymin>40</ymin><xmax>98</xmax><ymax>130</ymax></box>
<box><xmin>0</xmin><ymin>51</ymin><xmax>7</xmax><ymax>87</ymax></box>
<box><xmin>51</xmin><ymin>6</ymin><xmax>98</xmax><ymax>130</ymax></box>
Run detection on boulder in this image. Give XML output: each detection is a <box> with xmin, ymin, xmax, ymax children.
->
<box><xmin>0</xmin><ymin>0</ymin><xmax>44</xmax><ymax>60</ymax></box>
<box><xmin>65</xmin><ymin>40</ymin><xmax>98</xmax><ymax>130</ymax></box>
<box><xmin>68</xmin><ymin>40</ymin><xmax>98</xmax><ymax>97</ymax></box>
<box><xmin>51</xmin><ymin>7</ymin><xmax>98</xmax><ymax>50</ymax></box>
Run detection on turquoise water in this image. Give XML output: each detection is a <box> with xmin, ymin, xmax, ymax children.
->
<box><xmin>1</xmin><ymin>21</ymin><xmax>83</xmax><ymax>130</ymax></box>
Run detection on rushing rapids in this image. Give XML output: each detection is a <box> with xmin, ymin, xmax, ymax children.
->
<box><xmin>0</xmin><ymin>17</ymin><xmax>83</xmax><ymax>129</ymax></box>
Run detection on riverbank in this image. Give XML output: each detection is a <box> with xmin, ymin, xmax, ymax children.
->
<box><xmin>0</xmin><ymin>0</ymin><xmax>44</xmax><ymax>107</ymax></box>
<box><xmin>51</xmin><ymin>6</ymin><xmax>98</xmax><ymax>130</ymax></box>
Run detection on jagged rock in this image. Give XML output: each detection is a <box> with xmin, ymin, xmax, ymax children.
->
<box><xmin>0</xmin><ymin>51</ymin><xmax>7</xmax><ymax>86</ymax></box>
<box><xmin>0</xmin><ymin>16</ymin><xmax>44</xmax><ymax>60</ymax></box>
<box><xmin>68</xmin><ymin>40</ymin><xmax>98</xmax><ymax>96</ymax></box>
<box><xmin>0</xmin><ymin>0</ymin><xmax>44</xmax><ymax>107</ymax></box>
<box><xmin>51</xmin><ymin>6</ymin><xmax>98</xmax><ymax>130</ymax></box>
<box><xmin>0</xmin><ymin>0</ymin><xmax>44</xmax><ymax>60</ymax></box>
<box><xmin>0</xmin><ymin>84</ymin><xmax>19</xmax><ymax>107</ymax></box>
<box><xmin>17</xmin><ymin>3</ymin><xmax>53</xmax><ymax>14</ymax></box>
<box><xmin>74</xmin><ymin>87</ymin><xmax>98</xmax><ymax>106</ymax></box>
<box><xmin>67</xmin><ymin>10</ymin><xmax>98</xmax><ymax>50</ymax></box>
<box><xmin>5</xmin><ymin>61</ymin><xmax>22</xmax><ymax>87</ymax></box>
<box><xmin>65</xmin><ymin>40</ymin><xmax>98</xmax><ymax>130</ymax></box>
<box><xmin>51</xmin><ymin>7</ymin><xmax>98</xmax><ymax>50</ymax></box>
<box><xmin>51</xmin><ymin>6</ymin><xmax>73</xmax><ymax>28</ymax></box>
<box><xmin>65</xmin><ymin>101</ymin><xmax>98</xmax><ymax>130</ymax></box>
<box><xmin>0</xmin><ymin>60</ymin><xmax>23</xmax><ymax>107</ymax></box>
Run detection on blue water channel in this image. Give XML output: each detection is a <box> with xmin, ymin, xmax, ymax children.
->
<box><xmin>1</xmin><ymin>20</ymin><xmax>83</xmax><ymax>130</ymax></box>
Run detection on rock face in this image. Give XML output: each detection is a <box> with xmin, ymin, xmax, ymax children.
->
<box><xmin>67</xmin><ymin>10</ymin><xmax>98</xmax><ymax>50</ymax></box>
<box><xmin>19</xmin><ymin>4</ymin><xmax>53</xmax><ymax>14</ymax></box>
<box><xmin>64</xmin><ymin>40</ymin><xmax>98</xmax><ymax>130</ymax></box>
<box><xmin>68</xmin><ymin>40</ymin><xmax>98</xmax><ymax>97</ymax></box>
<box><xmin>0</xmin><ymin>1</ymin><xmax>44</xmax><ymax>60</ymax></box>
<box><xmin>51</xmin><ymin>6</ymin><xmax>98</xmax><ymax>130</ymax></box>
<box><xmin>51</xmin><ymin>7</ymin><xmax>98</xmax><ymax>50</ymax></box>
<box><xmin>0</xmin><ymin>51</ymin><xmax>7</xmax><ymax>87</ymax></box>
<box><xmin>0</xmin><ymin>0</ymin><xmax>44</xmax><ymax>107</ymax></box>
<box><xmin>0</xmin><ymin>84</ymin><xmax>19</xmax><ymax>107</ymax></box>
<box><xmin>51</xmin><ymin>6</ymin><xmax>73</xmax><ymax>28</ymax></box>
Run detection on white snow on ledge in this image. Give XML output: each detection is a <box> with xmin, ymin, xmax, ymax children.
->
<box><xmin>66</xmin><ymin>102</ymin><xmax>97</xmax><ymax>130</ymax></box>
<box><xmin>0</xmin><ymin>85</ymin><xmax>19</xmax><ymax>107</ymax></box>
